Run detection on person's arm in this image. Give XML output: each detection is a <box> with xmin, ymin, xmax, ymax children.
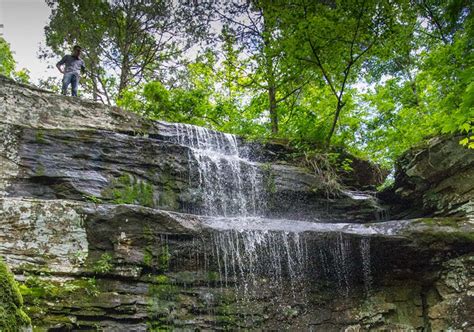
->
<box><xmin>81</xmin><ymin>60</ymin><xmax>86</xmax><ymax>75</ymax></box>
<box><xmin>56</xmin><ymin>56</ymin><xmax>66</xmax><ymax>74</ymax></box>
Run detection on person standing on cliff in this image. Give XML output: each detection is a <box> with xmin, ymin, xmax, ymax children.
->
<box><xmin>56</xmin><ymin>45</ymin><xmax>85</xmax><ymax>97</ymax></box>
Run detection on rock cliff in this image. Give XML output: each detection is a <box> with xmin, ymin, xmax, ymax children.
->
<box><xmin>0</xmin><ymin>75</ymin><xmax>473</xmax><ymax>331</ymax></box>
<box><xmin>385</xmin><ymin>135</ymin><xmax>474</xmax><ymax>220</ymax></box>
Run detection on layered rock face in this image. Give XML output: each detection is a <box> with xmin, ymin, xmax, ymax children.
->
<box><xmin>386</xmin><ymin>135</ymin><xmax>474</xmax><ymax>219</ymax></box>
<box><xmin>0</xmin><ymin>75</ymin><xmax>473</xmax><ymax>331</ymax></box>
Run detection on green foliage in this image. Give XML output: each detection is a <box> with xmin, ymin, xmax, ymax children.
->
<box><xmin>0</xmin><ymin>37</ymin><xmax>16</xmax><ymax>77</ymax></box>
<box><xmin>43</xmin><ymin>0</ymin><xmax>209</xmax><ymax>102</ymax></box>
<box><xmin>0</xmin><ymin>258</ymin><xmax>31</xmax><ymax>331</ymax></box>
<box><xmin>93</xmin><ymin>253</ymin><xmax>113</xmax><ymax>274</ymax></box>
<box><xmin>359</xmin><ymin>3</ymin><xmax>474</xmax><ymax>166</ymax></box>
<box><xmin>0</xmin><ymin>37</ymin><xmax>30</xmax><ymax>83</ymax></box>
<box><xmin>25</xmin><ymin>1</ymin><xmax>474</xmax><ymax>169</ymax></box>
<box><xmin>303</xmin><ymin>151</ymin><xmax>344</xmax><ymax>197</ymax></box>
<box><xmin>117</xmin><ymin>0</ymin><xmax>472</xmax><ymax>168</ymax></box>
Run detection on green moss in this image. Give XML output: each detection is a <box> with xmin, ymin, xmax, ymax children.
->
<box><xmin>143</xmin><ymin>243</ymin><xmax>171</xmax><ymax>271</ymax></box>
<box><xmin>159</xmin><ymin>244</ymin><xmax>171</xmax><ymax>270</ymax></box>
<box><xmin>414</xmin><ymin>217</ymin><xmax>466</xmax><ymax>228</ymax></box>
<box><xmin>19</xmin><ymin>275</ymin><xmax>99</xmax><ymax>301</ymax></box>
<box><xmin>216</xmin><ymin>314</ymin><xmax>237</xmax><ymax>326</ymax></box>
<box><xmin>157</xmin><ymin>169</ymin><xmax>179</xmax><ymax>210</ymax></box>
<box><xmin>260</xmin><ymin>163</ymin><xmax>276</xmax><ymax>194</ymax></box>
<box><xmin>35</xmin><ymin>129</ymin><xmax>46</xmax><ymax>144</ymax></box>
<box><xmin>93</xmin><ymin>253</ymin><xmax>114</xmax><ymax>274</ymax></box>
<box><xmin>19</xmin><ymin>275</ymin><xmax>99</xmax><ymax>326</ymax></box>
<box><xmin>34</xmin><ymin>164</ymin><xmax>46</xmax><ymax>177</ymax></box>
<box><xmin>419</xmin><ymin>231</ymin><xmax>474</xmax><ymax>244</ymax></box>
<box><xmin>411</xmin><ymin>218</ymin><xmax>474</xmax><ymax>245</ymax></box>
<box><xmin>147</xmin><ymin>273</ymin><xmax>179</xmax><ymax>328</ymax></box>
<box><xmin>155</xmin><ymin>275</ymin><xmax>169</xmax><ymax>284</ymax></box>
<box><xmin>142</xmin><ymin>227</ymin><xmax>172</xmax><ymax>272</ymax></box>
<box><xmin>149</xmin><ymin>283</ymin><xmax>178</xmax><ymax>301</ymax></box>
<box><xmin>83</xmin><ymin>194</ymin><xmax>103</xmax><ymax>204</ymax></box>
<box><xmin>207</xmin><ymin>271</ymin><xmax>220</xmax><ymax>283</ymax></box>
<box><xmin>144</xmin><ymin>249</ymin><xmax>154</xmax><ymax>267</ymax></box>
<box><xmin>0</xmin><ymin>258</ymin><xmax>31</xmax><ymax>331</ymax></box>
<box><xmin>147</xmin><ymin>321</ymin><xmax>174</xmax><ymax>331</ymax></box>
<box><xmin>106</xmin><ymin>173</ymin><xmax>155</xmax><ymax>207</ymax></box>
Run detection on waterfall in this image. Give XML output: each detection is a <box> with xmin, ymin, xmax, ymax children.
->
<box><xmin>209</xmin><ymin>229</ymin><xmax>308</xmax><ymax>299</ymax></box>
<box><xmin>172</xmin><ymin>123</ymin><xmax>264</xmax><ymax>217</ymax></box>
<box><xmin>167</xmin><ymin>122</ymin><xmax>374</xmax><ymax>297</ymax></box>
<box><xmin>360</xmin><ymin>237</ymin><xmax>372</xmax><ymax>294</ymax></box>
<box><xmin>206</xmin><ymin>227</ymin><xmax>374</xmax><ymax>298</ymax></box>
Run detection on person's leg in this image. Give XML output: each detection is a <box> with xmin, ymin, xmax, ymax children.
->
<box><xmin>61</xmin><ymin>73</ymin><xmax>72</xmax><ymax>95</ymax></box>
<box><xmin>70</xmin><ymin>73</ymin><xmax>78</xmax><ymax>97</ymax></box>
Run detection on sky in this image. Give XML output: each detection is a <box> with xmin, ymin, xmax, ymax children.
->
<box><xmin>0</xmin><ymin>0</ymin><xmax>56</xmax><ymax>83</ymax></box>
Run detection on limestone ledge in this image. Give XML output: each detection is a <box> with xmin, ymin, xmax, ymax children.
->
<box><xmin>1</xmin><ymin>197</ymin><xmax>473</xmax><ymax>275</ymax></box>
<box><xmin>0</xmin><ymin>198</ymin><xmax>472</xmax><ymax>330</ymax></box>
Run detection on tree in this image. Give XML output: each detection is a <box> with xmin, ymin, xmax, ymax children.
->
<box><xmin>0</xmin><ymin>37</ymin><xmax>16</xmax><ymax>77</ymax></box>
<box><xmin>359</xmin><ymin>0</ymin><xmax>473</xmax><ymax>165</ymax></box>
<box><xmin>0</xmin><ymin>37</ymin><xmax>30</xmax><ymax>83</ymax></box>
<box><xmin>43</xmin><ymin>0</ymin><xmax>210</xmax><ymax>103</ymax></box>
<box><xmin>275</xmin><ymin>0</ymin><xmax>406</xmax><ymax>145</ymax></box>
<box><xmin>213</xmin><ymin>1</ymin><xmax>308</xmax><ymax>135</ymax></box>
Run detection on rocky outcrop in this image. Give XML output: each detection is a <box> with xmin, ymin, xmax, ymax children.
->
<box><xmin>336</xmin><ymin>151</ymin><xmax>389</xmax><ymax>189</ymax></box>
<box><xmin>0</xmin><ymin>75</ymin><xmax>473</xmax><ymax>331</ymax></box>
<box><xmin>0</xmin><ymin>75</ymin><xmax>381</xmax><ymax>223</ymax></box>
<box><xmin>384</xmin><ymin>135</ymin><xmax>474</xmax><ymax>220</ymax></box>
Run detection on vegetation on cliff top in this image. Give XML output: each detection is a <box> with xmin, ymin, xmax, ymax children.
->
<box><xmin>1</xmin><ymin>1</ymin><xmax>472</xmax><ymax>168</ymax></box>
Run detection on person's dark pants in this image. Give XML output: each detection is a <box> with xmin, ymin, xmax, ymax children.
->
<box><xmin>61</xmin><ymin>72</ymin><xmax>79</xmax><ymax>96</ymax></box>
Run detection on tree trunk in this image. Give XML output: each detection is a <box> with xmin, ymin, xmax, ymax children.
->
<box><xmin>261</xmin><ymin>6</ymin><xmax>279</xmax><ymax>135</ymax></box>
<box><xmin>90</xmin><ymin>59</ymin><xmax>98</xmax><ymax>102</ymax></box>
<box><xmin>326</xmin><ymin>99</ymin><xmax>344</xmax><ymax>146</ymax></box>
<box><xmin>269</xmin><ymin>85</ymin><xmax>278</xmax><ymax>134</ymax></box>
<box><xmin>118</xmin><ymin>54</ymin><xmax>129</xmax><ymax>97</ymax></box>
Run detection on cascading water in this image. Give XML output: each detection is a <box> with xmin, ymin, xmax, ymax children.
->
<box><xmin>360</xmin><ymin>237</ymin><xmax>373</xmax><ymax>294</ymax></box>
<box><xmin>167</xmin><ymin>122</ymin><xmax>374</xmax><ymax>298</ymax></box>
<box><xmin>210</xmin><ymin>230</ymin><xmax>308</xmax><ymax>299</ymax></box>
<box><xmin>172</xmin><ymin>123</ymin><xmax>265</xmax><ymax>217</ymax></box>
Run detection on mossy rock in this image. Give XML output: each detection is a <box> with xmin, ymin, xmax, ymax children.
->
<box><xmin>0</xmin><ymin>258</ymin><xmax>31</xmax><ymax>331</ymax></box>
<box><xmin>104</xmin><ymin>173</ymin><xmax>155</xmax><ymax>207</ymax></box>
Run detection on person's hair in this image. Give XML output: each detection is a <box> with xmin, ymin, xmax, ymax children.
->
<box><xmin>73</xmin><ymin>45</ymin><xmax>82</xmax><ymax>51</ymax></box>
